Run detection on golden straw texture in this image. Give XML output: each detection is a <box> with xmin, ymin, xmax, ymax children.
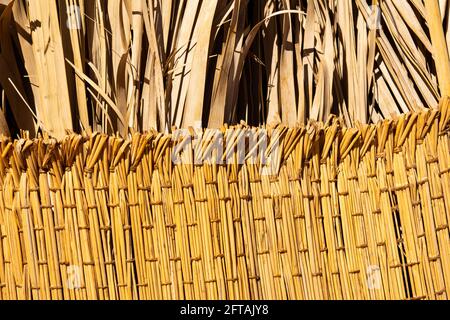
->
<box><xmin>0</xmin><ymin>99</ymin><xmax>449</xmax><ymax>300</ymax></box>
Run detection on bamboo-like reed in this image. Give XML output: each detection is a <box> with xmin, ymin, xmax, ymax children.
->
<box><xmin>0</xmin><ymin>99</ymin><xmax>448</xmax><ymax>300</ymax></box>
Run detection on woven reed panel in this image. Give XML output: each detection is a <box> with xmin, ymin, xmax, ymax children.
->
<box><xmin>0</xmin><ymin>100</ymin><xmax>449</xmax><ymax>300</ymax></box>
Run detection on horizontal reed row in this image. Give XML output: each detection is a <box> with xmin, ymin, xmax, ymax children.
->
<box><xmin>0</xmin><ymin>99</ymin><xmax>449</xmax><ymax>300</ymax></box>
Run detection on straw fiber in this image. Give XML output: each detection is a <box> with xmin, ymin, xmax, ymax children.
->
<box><xmin>0</xmin><ymin>99</ymin><xmax>449</xmax><ymax>300</ymax></box>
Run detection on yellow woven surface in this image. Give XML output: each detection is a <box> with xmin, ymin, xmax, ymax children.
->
<box><xmin>0</xmin><ymin>100</ymin><xmax>449</xmax><ymax>300</ymax></box>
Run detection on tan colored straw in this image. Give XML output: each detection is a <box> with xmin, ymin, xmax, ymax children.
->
<box><xmin>0</xmin><ymin>100</ymin><xmax>449</xmax><ymax>300</ymax></box>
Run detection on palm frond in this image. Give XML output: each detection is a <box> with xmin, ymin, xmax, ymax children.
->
<box><xmin>0</xmin><ymin>0</ymin><xmax>448</xmax><ymax>138</ymax></box>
